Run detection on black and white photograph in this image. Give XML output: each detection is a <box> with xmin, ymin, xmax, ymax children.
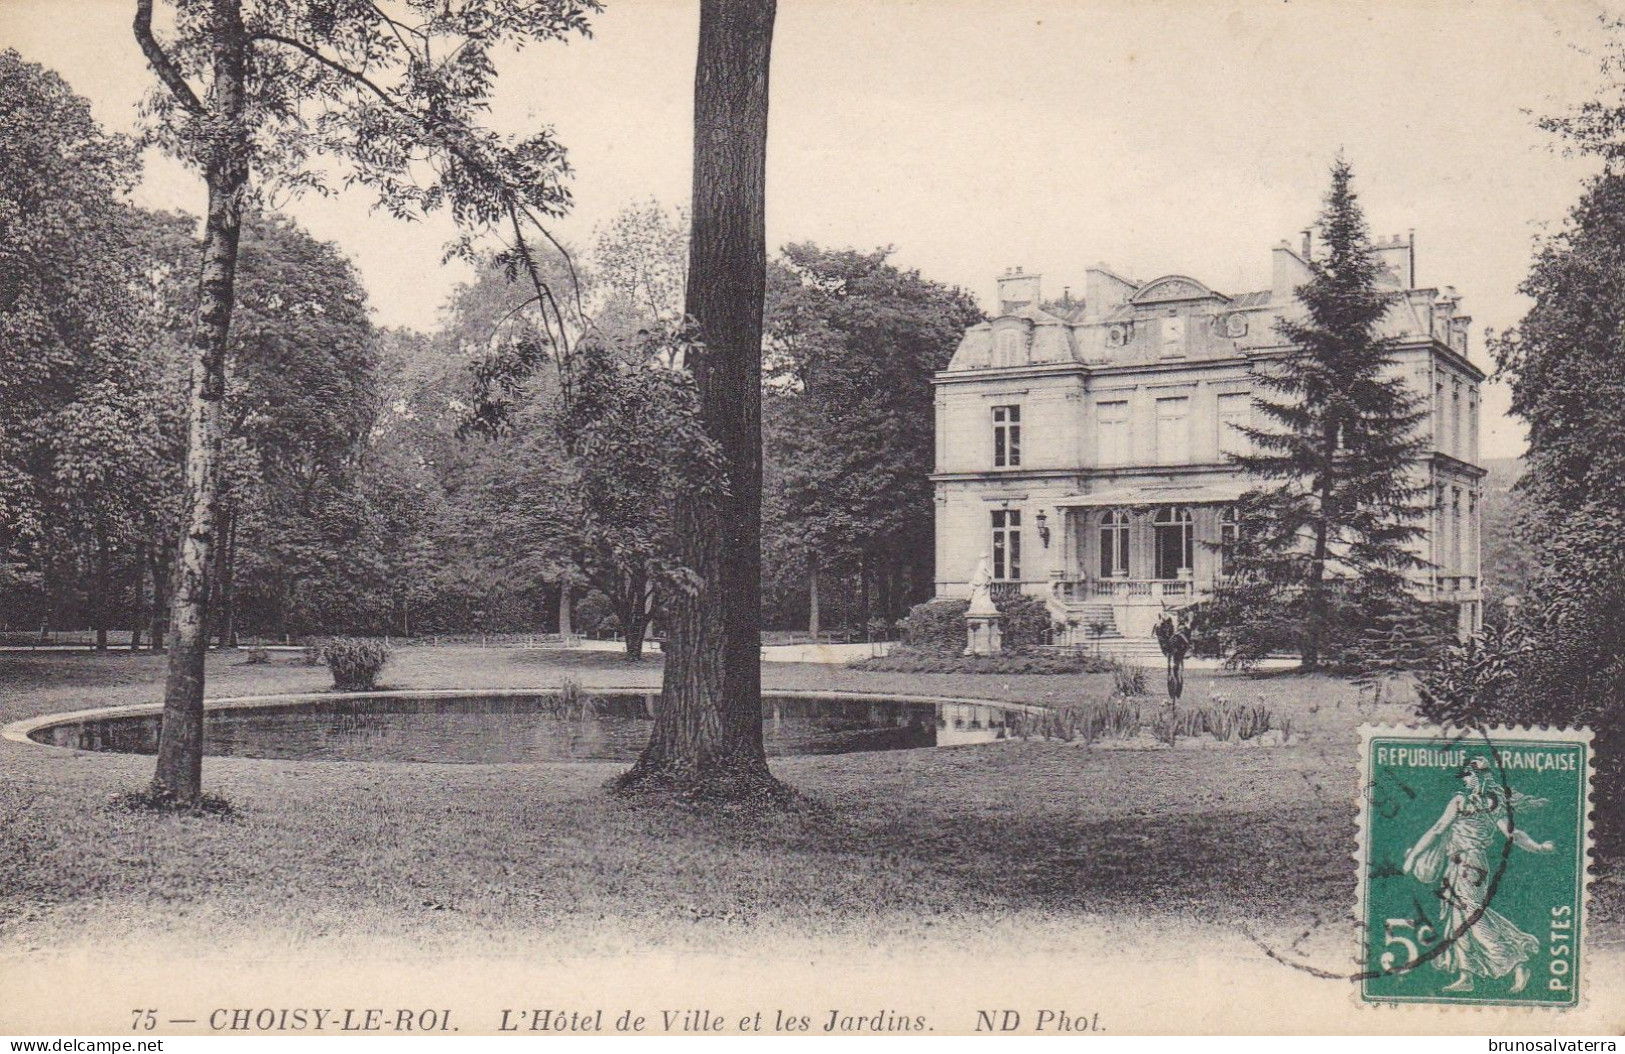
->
<box><xmin>0</xmin><ymin>0</ymin><xmax>1621</xmax><ymax>1038</ymax></box>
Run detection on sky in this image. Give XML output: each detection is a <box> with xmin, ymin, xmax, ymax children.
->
<box><xmin>1</xmin><ymin>0</ymin><xmax>1614</xmax><ymax>460</ymax></box>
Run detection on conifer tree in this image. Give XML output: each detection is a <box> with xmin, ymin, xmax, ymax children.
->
<box><xmin>1215</xmin><ymin>158</ymin><xmax>1431</xmax><ymax>670</ymax></box>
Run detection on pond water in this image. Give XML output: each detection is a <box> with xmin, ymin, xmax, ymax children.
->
<box><xmin>29</xmin><ymin>692</ymin><xmax>1017</xmax><ymax>764</ymax></box>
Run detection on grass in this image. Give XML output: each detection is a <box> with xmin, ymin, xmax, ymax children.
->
<box><xmin>0</xmin><ymin>646</ymin><xmax>1618</xmax><ymax>959</ymax></box>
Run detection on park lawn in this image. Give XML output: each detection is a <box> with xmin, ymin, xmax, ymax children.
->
<box><xmin>0</xmin><ymin>647</ymin><xmax>1618</xmax><ymax>960</ymax></box>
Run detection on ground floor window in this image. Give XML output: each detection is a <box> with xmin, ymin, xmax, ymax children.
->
<box><xmin>1099</xmin><ymin>509</ymin><xmax>1130</xmax><ymax>577</ymax></box>
<box><xmin>1153</xmin><ymin>505</ymin><xmax>1194</xmax><ymax>579</ymax></box>
<box><xmin>1218</xmin><ymin>505</ymin><xmax>1239</xmax><ymax>574</ymax></box>
<box><xmin>992</xmin><ymin>509</ymin><xmax>1021</xmax><ymax>580</ymax></box>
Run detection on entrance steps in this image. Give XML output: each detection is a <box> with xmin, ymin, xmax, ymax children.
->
<box><xmin>1047</xmin><ymin>637</ymin><xmax>1167</xmax><ymax>665</ymax></box>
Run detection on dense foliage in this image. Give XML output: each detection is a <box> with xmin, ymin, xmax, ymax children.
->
<box><xmin>763</xmin><ymin>246</ymin><xmax>984</xmax><ymax>634</ymax></box>
<box><xmin>0</xmin><ymin>57</ymin><xmax>987</xmax><ymax>665</ymax></box>
<box><xmin>1416</xmin><ymin>32</ymin><xmax>1625</xmax><ymax>848</ymax></box>
<box><xmin>893</xmin><ymin>592</ymin><xmax>1056</xmax><ymax>659</ymax></box>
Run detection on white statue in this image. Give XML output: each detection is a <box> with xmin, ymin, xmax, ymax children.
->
<box><xmin>966</xmin><ymin>552</ymin><xmax>998</xmax><ymax>616</ymax></box>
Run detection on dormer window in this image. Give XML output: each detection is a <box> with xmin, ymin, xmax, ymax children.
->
<box><xmin>993</xmin><ymin>405</ymin><xmax>1021</xmax><ymax>467</ymax></box>
<box><xmin>1160</xmin><ymin>315</ymin><xmax>1185</xmax><ymax>356</ymax></box>
<box><xmin>995</xmin><ymin>329</ymin><xmax>1021</xmax><ymax>367</ymax></box>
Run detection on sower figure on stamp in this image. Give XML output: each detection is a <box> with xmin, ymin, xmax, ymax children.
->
<box><xmin>1403</xmin><ymin>756</ymin><xmax>1555</xmax><ymax>994</ymax></box>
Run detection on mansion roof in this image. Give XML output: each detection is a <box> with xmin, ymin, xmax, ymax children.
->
<box><xmin>945</xmin><ymin>237</ymin><xmax>1480</xmax><ymax>376</ymax></box>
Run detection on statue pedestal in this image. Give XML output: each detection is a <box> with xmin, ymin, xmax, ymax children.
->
<box><xmin>964</xmin><ymin>612</ymin><xmax>1003</xmax><ymax>656</ymax></box>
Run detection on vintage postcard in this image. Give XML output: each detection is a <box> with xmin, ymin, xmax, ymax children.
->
<box><xmin>2</xmin><ymin>0</ymin><xmax>1622</xmax><ymax>1039</ymax></box>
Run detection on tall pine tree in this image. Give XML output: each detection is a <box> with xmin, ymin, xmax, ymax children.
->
<box><xmin>1215</xmin><ymin>158</ymin><xmax>1432</xmax><ymax>670</ymax></box>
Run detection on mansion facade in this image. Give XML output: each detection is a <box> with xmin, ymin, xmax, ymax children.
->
<box><xmin>932</xmin><ymin>236</ymin><xmax>1487</xmax><ymax>646</ymax></box>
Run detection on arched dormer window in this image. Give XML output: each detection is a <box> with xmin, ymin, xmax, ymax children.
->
<box><xmin>995</xmin><ymin>328</ymin><xmax>1022</xmax><ymax>367</ymax></box>
<box><xmin>1099</xmin><ymin>509</ymin><xmax>1130</xmax><ymax>578</ymax></box>
<box><xmin>1153</xmin><ymin>505</ymin><xmax>1194</xmax><ymax>579</ymax></box>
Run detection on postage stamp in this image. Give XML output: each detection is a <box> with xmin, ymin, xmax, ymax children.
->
<box><xmin>1356</xmin><ymin>726</ymin><xmax>1594</xmax><ymax>1008</ymax></box>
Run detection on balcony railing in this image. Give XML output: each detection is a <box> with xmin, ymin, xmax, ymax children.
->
<box><xmin>1434</xmin><ymin>574</ymin><xmax>1479</xmax><ymax>594</ymax></box>
<box><xmin>1053</xmin><ymin>578</ymin><xmax>1205</xmax><ymax>603</ymax></box>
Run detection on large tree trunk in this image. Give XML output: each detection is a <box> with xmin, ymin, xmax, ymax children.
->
<box><xmin>619</xmin><ymin>572</ymin><xmax>650</xmax><ymax>662</ymax></box>
<box><xmin>619</xmin><ymin>0</ymin><xmax>780</xmax><ymax>800</ymax></box>
<box><xmin>153</xmin><ymin>0</ymin><xmax>248</xmax><ymax>803</ymax></box>
<box><xmin>557</xmin><ymin>583</ymin><xmax>573</xmax><ymax>636</ymax></box>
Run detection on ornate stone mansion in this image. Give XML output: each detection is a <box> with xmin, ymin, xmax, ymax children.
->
<box><xmin>932</xmin><ymin>236</ymin><xmax>1486</xmax><ymax>649</ymax></box>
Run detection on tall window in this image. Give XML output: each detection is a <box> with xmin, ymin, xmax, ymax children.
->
<box><xmin>1435</xmin><ymin>381</ymin><xmax>1445</xmax><ymax>451</ymax></box>
<box><xmin>992</xmin><ymin>404</ymin><xmax>1021</xmax><ymax>467</ymax></box>
<box><xmin>991</xmin><ymin>509</ymin><xmax>1021</xmax><ymax>581</ymax></box>
<box><xmin>1098</xmin><ymin>509</ymin><xmax>1130</xmax><ymax>578</ymax></box>
<box><xmin>1218</xmin><ymin>505</ymin><xmax>1240</xmax><ymax>576</ymax></box>
<box><xmin>1452</xmin><ymin>382</ymin><xmax>1462</xmax><ymax>458</ymax></box>
<box><xmin>1468</xmin><ymin>392</ymin><xmax>1479</xmax><ymax>463</ymax></box>
<box><xmin>1097</xmin><ymin>400</ymin><xmax>1129</xmax><ymax>466</ymax></box>
<box><xmin>1217</xmin><ymin>392</ymin><xmax>1251</xmax><ymax>458</ymax></box>
<box><xmin>1451</xmin><ymin>487</ymin><xmax>1463</xmax><ymax>573</ymax></box>
<box><xmin>1468</xmin><ymin>491</ymin><xmax>1479</xmax><ymax>577</ymax></box>
<box><xmin>1153</xmin><ymin>505</ymin><xmax>1194</xmax><ymax>579</ymax></box>
<box><xmin>1155</xmin><ymin>396</ymin><xmax>1191</xmax><ymax>465</ymax></box>
<box><xmin>1435</xmin><ymin>484</ymin><xmax>1448</xmax><ymax>573</ymax></box>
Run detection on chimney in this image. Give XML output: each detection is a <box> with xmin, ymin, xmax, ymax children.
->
<box><xmin>996</xmin><ymin>268</ymin><xmax>1042</xmax><ymax>314</ymax></box>
<box><xmin>1371</xmin><ymin>233</ymin><xmax>1412</xmax><ymax>289</ymax></box>
<box><xmin>1272</xmin><ymin>241</ymin><xmax>1312</xmax><ymax>301</ymax></box>
<box><xmin>1084</xmin><ymin>264</ymin><xmax>1138</xmax><ymax>317</ymax></box>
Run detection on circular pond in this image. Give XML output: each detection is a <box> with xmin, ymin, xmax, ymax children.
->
<box><xmin>20</xmin><ymin>690</ymin><xmax>1023</xmax><ymax>764</ymax></box>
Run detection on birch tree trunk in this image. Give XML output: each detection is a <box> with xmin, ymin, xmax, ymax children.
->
<box><xmin>152</xmin><ymin>0</ymin><xmax>249</xmax><ymax>803</ymax></box>
<box><xmin>619</xmin><ymin>0</ymin><xmax>780</xmax><ymax>799</ymax></box>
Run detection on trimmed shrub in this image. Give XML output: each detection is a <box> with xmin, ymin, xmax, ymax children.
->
<box><xmin>301</xmin><ymin>637</ymin><xmax>325</xmax><ymax>666</ymax></box>
<box><xmin>321</xmin><ymin>637</ymin><xmax>393</xmax><ymax>691</ymax></box>
<box><xmin>900</xmin><ymin>593</ymin><xmax>1053</xmax><ymax>654</ymax></box>
<box><xmin>899</xmin><ymin>599</ymin><xmax>970</xmax><ymax>654</ymax></box>
<box><xmin>996</xmin><ymin>592</ymin><xmax>1053</xmax><ymax>650</ymax></box>
<box><xmin>243</xmin><ymin>645</ymin><xmax>270</xmax><ymax>665</ymax></box>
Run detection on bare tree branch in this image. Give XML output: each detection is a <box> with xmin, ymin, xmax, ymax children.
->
<box><xmin>134</xmin><ymin>0</ymin><xmax>205</xmax><ymax>115</ymax></box>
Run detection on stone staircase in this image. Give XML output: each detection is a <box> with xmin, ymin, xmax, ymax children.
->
<box><xmin>1046</xmin><ymin>597</ymin><xmax>1167</xmax><ymax>665</ymax></box>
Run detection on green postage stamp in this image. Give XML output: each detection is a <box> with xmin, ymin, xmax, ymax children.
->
<box><xmin>1357</xmin><ymin>726</ymin><xmax>1594</xmax><ymax>1008</ymax></box>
